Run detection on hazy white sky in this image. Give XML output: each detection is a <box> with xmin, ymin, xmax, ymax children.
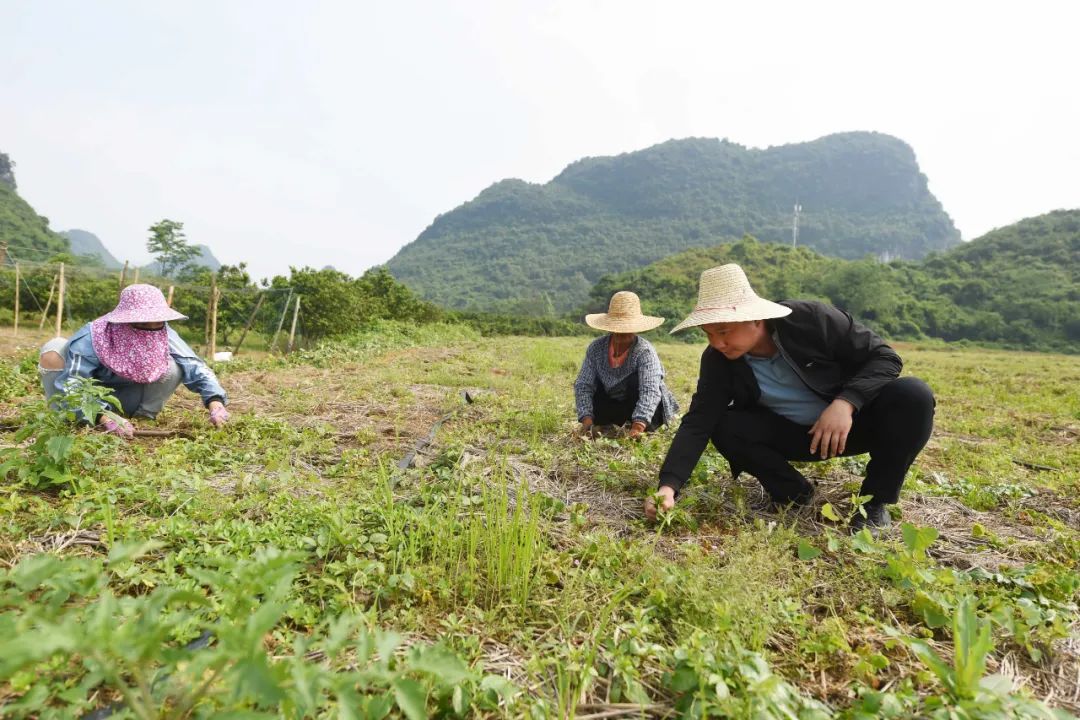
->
<box><xmin>2</xmin><ymin>1</ymin><xmax>1078</xmax><ymax>280</ymax></box>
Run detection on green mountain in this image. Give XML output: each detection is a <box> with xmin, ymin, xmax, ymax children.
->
<box><xmin>61</xmin><ymin>229</ymin><xmax>123</xmax><ymax>269</ymax></box>
<box><xmin>0</xmin><ymin>163</ymin><xmax>69</xmax><ymax>262</ymax></box>
<box><xmin>191</xmin><ymin>244</ymin><xmax>222</xmax><ymax>272</ymax></box>
<box><xmin>387</xmin><ymin>132</ymin><xmax>960</xmax><ymax>313</ymax></box>
<box><xmin>586</xmin><ymin>210</ymin><xmax>1080</xmax><ymax>352</ymax></box>
<box><xmin>60</xmin><ymin>230</ymin><xmax>222</xmax><ymax>275</ymax></box>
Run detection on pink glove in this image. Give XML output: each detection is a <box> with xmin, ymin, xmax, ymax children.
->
<box><xmin>209</xmin><ymin>405</ymin><xmax>230</xmax><ymax>428</ymax></box>
<box><xmin>101</xmin><ymin>417</ymin><xmax>134</xmax><ymax>439</ymax></box>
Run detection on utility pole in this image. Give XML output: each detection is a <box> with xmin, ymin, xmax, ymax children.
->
<box><xmin>792</xmin><ymin>203</ymin><xmax>802</xmax><ymax>247</ymax></box>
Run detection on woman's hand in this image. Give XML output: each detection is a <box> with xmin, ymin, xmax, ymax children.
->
<box><xmin>808</xmin><ymin>398</ymin><xmax>855</xmax><ymax>459</ymax></box>
<box><xmin>628</xmin><ymin>420</ymin><xmax>647</xmax><ymax>439</ymax></box>
<box><xmin>644</xmin><ymin>486</ymin><xmax>676</xmax><ymax>521</ymax></box>
<box><xmin>101</xmin><ymin>416</ymin><xmax>134</xmax><ymax>439</ymax></box>
<box><xmin>579</xmin><ymin>416</ymin><xmax>594</xmax><ymax>436</ymax></box>
<box><xmin>208</xmin><ymin>401</ymin><xmax>230</xmax><ymax>428</ymax></box>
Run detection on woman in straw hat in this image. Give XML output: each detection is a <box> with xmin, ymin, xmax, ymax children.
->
<box><xmin>574</xmin><ymin>291</ymin><xmax>678</xmax><ymax>438</ymax></box>
<box><xmin>38</xmin><ymin>284</ymin><xmax>230</xmax><ymax>437</ymax></box>
<box><xmin>645</xmin><ymin>264</ymin><xmax>934</xmax><ymax>533</ymax></box>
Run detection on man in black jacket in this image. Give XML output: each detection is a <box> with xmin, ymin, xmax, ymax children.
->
<box><xmin>645</xmin><ymin>264</ymin><xmax>935</xmax><ymax>532</ymax></box>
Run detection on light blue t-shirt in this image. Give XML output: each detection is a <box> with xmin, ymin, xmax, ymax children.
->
<box><xmin>745</xmin><ymin>352</ymin><xmax>828</xmax><ymax>426</ymax></box>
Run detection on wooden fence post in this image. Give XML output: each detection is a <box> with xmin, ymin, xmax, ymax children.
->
<box><xmin>232</xmin><ymin>292</ymin><xmax>265</xmax><ymax>355</ymax></box>
<box><xmin>12</xmin><ymin>263</ymin><xmax>19</xmax><ymax>336</ymax></box>
<box><xmin>55</xmin><ymin>263</ymin><xmax>65</xmax><ymax>337</ymax></box>
<box><xmin>287</xmin><ymin>296</ymin><xmax>301</xmax><ymax>353</ymax></box>
<box><xmin>208</xmin><ymin>277</ymin><xmax>219</xmax><ymax>359</ymax></box>
<box><xmin>119</xmin><ymin>261</ymin><xmax>128</xmax><ymax>293</ymax></box>
<box><xmin>132</xmin><ymin>267</ymin><xmax>140</xmax><ymax>285</ymax></box>
<box><xmin>166</xmin><ymin>285</ymin><xmax>175</xmax><ymax>306</ymax></box>
<box><xmin>39</xmin><ymin>274</ymin><xmax>57</xmax><ymax>330</ymax></box>
<box><xmin>269</xmin><ymin>289</ymin><xmax>292</xmax><ymax>354</ymax></box>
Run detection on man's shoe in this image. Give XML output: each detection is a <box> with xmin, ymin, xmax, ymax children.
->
<box><xmin>850</xmin><ymin>503</ymin><xmax>891</xmax><ymax>536</ymax></box>
<box><xmin>755</xmin><ymin>489</ymin><xmax>815</xmax><ymax>514</ymax></box>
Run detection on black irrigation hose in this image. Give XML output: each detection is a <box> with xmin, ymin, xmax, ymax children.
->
<box><xmin>79</xmin><ymin>630</ymin><xmax>215</xmax><ymax>720</ymax></box>
<box><xmin>397</xmin><ymin>390</ymin><xmax>474</xmax><ymax>470</ymax></box>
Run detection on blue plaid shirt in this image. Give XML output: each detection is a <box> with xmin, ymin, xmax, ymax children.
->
<box><xmin>574</xmin><ymin>335</ymin><xmax>678</xmax><ymax>424</ymax></box>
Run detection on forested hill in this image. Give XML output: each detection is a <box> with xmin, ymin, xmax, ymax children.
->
<box><xmin>62</xmin><ymin>229</ymin><xmax>122</xmax><ymax>269</ymax></box>
<box><xmin>386</xmin><ymin>132</ymin><xmax>960</xmax><ymax>313</ymax></box>
<box><xmin>0</xmin><ymin>167</ymin><xmax>69</xmax><ymax>261</ymax></box>
<box><xmin>587</xmin><ymin>209</ymin><xmax>1080</xmax><ymax>352</ymax></box>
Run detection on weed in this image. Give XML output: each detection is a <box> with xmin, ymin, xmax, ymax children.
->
<box><xmin>0</xmin><ymin>378</ymin><xmax>122</xmax><ymax>489</ymax></box>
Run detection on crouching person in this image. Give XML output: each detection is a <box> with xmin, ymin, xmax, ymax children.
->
<box><xmin>645</xmin><ymin>265</ymin><xmax>934</xmax><ymax>534</ymax></box>
<box><xmin>574</xmin><ymin>291</ymin><xmax>678</xmax><ymax>439</ymax></box>
<box><xmin>38</xmin><ymin>284</ymin><xmax>230</xmax><ymax>437</ymax></box>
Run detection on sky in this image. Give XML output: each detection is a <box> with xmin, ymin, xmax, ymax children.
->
<box><xmin>2</xmin><ymin>0</ymin><xmax>1078</xmax><ymax>281</ymax></box>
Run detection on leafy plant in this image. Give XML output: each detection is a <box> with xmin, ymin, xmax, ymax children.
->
<box><xmin>0</xmin><ymin>546</ymin><xmax>496</xmax><ymax>718</ymax></box>
<box><xmin>0</xmin><ymin>378</ymin><xmax>122</xmax><ymax>489</ymax></box>
<box><xmin>893</xmin><ymin>597</ymin><xmax>1071</xmax><ymax>719</ymax></box>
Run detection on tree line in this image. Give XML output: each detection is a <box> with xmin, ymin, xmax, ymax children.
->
<box><xmin>586</xmin><ymin>215</ymin><xmax>1080</xmax><ymax>353</ymax></box>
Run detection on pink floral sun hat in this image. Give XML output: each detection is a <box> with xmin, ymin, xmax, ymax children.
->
<box><xmin>101</xmin><ymin>284</ymin><xmax>188</xmax><ymax>324</ymax></box>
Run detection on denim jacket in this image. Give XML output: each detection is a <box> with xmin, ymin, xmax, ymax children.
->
<box><xmin>51</xmin><ymin>322</ymin><xmax>228</xmax><ymax>412</ymax></box>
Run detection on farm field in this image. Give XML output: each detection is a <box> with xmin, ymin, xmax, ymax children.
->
<box><xmin>1</xmin><ymin>322</ymin><xmax>1078</xmax><ymax>718</ymax></box>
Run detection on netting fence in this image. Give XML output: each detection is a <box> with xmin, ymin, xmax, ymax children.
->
<box><xmin>0</xmin><ymin>251</ymin><xmax>306</xmax><ymax>356</ymax></box>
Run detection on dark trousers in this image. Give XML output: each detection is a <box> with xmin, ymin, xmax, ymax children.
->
<box><xmin>592</xmin><ymin>375</ymin><xmax>665</xmax><ymax>429</ymax></box>
<box><xmin>710</xmin><ymin>377</ymin><xmax>935</xmax><ymax>505</ymax></box>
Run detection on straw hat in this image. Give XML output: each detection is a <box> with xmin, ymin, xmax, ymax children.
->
<box><xmin>101</xmin><ymin>284</ymin><xmax>187</xmax><ymax>324</ymax></box>
<box><xmin>585</xmin><ymin>291</ymin><xmax>664</xmax><ymax>334</ymax></box>
<box><xmin>670</xmin><ymin>264</ymin><xmax>791</xmax><ymax>333</ymax></box>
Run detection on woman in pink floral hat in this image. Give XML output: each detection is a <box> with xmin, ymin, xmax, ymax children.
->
<box><xmin>38</xmin><ymin>284</ymin><xmax>229</xmax><ymax>437</ymax></box>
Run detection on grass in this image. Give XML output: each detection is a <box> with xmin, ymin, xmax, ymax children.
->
<box><xmin>0</xmin><ymin>324</ymin><xmax>1077</xmax><ymax>718</ymax></box>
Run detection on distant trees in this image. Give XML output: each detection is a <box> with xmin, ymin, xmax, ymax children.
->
<box><xmin>0</xmin><ymin>152</ymin><xmax>15</xmax><ymax>189</ymax></box>
<box><xmin>147</xmin><ymin>220</ymin><xmax>199</xmax><ymax>278</ymax></box>
<box><xmin>586</xmin><ymin>222</ymin><xmax>1080</xmax><ymax>352</ymax></box>
<box><xmin>269</xmin><ymin>267</ymin><xmax>443</xmax><ymax>340</ymax></box>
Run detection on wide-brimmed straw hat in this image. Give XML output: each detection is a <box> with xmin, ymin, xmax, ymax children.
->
<box><xmin>585</xmin><ymin>291</ymin><xmax>664</xmax><ymax>334</ymax></box>
<box><xmin>101</xmin><ymin>284</ymin><xmax>188</xmax><ymax>324</ymax></box>
<box><xmin>670</xmin><ymin>264</ymin><xmax>791</xmax><ymax>333</ymax></box>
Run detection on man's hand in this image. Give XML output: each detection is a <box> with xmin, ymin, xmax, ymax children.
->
<box><xmin>808</xmin><ymin>398</ymin><xmax>855</xmax><ymax>459</ymax></box>
<box><xmin>101</xmin><ymin>416</ymin><xmax>134</xmax><ymax>439</ymax></box>
<box><xmin>628</xmin><ymin>420</ymin><xmax>647</xmax><ymax>439</ymax></box>
<box><xmin>208</xmin><ymin>401</ymin><xmax>230</xmax><ymax>428</ymax></box>
<box><xmin>644</xmin><ymin>485</ymin><xmax>676</xmax><ymax>521</ymax></box>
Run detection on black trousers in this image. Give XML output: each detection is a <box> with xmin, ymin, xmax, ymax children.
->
<box><xmin>710</xmin><ymin>377</ymin><xmax>935</xmax><ymax>505</ymax></box>
<box><xmin>592</xmin><ymin>375</ymin><xmax>665</xmax><ymax>429</ymax></box>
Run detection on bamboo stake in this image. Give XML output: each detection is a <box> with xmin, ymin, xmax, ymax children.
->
<box><xmin>269</xmin><ymin>289</ymin><xmax>292</xmax><ymax>354</ymax></box>
<box><xmin>131</xmin><ymin>267</ymin><xmax>140</xmax><ymax>284</ymax></box>
<box><xmin>12</xmin><ymin>263</ymin><xmax>19</xmax><ymax>336</ymax></box>
<box><xmin>208</xmin><ymin>277</ymin><xmax>219</xmax><ymax>359</ymax></box>
<box><xmin>39</xmin><ymin>274</ymin><xmax>57</xmax><ymax>330</ymax></box>
<box><xmin>166</xmin><ymin>285</ymin><xmax>175</xmax><ymax>306</ymax></box>
<box><xmin>118</xmin><ymin>261</ymin><xmax>128</xmax><ymax>292</ymax></box>
<box><xmin>287</xmin><ymin>296</ymin><xmax>301</xmax><ymax>353</ymax></box>
<box><xmin>0</xmin><ymin>243</ymin><xmax>8</xmax><ymax>266</ymax></box>
<box><xmin>55</xmin><ymin>262</ymin><xmax>65</xmax><ymax>337</ymax></box>
<box><xmin>232</xmin><ymin>292</ymin><xmax>265</xmax><ymax>355</ymax></box>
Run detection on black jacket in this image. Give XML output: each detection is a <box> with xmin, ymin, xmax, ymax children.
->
<box><xmin>658</xmin><ymin>300</ymin><xmax>902</xmax><ymax>494</ymax></box>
